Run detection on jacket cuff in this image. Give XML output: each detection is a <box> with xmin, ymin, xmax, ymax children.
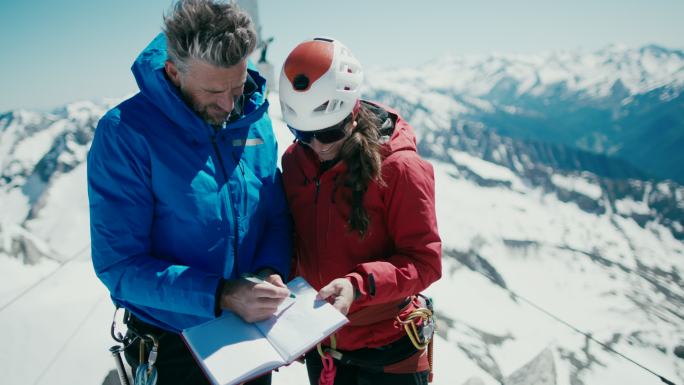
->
<box><xmin>345</xmin><ymin>272</ymin><xmax>365</xmax><ymax>302</ymax></box>
<box><xmin>214</xmin><ymin>278</ymin><xmax>225</xmax><ymax>317</ymax></box>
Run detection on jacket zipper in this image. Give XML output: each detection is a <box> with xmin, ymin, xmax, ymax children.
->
<box><xmin>314</xmin><ymin>177</ymin><xmax>320</xmax><ymax>204</ymax></box>
<box><xmin>211</xmin><ymin>132</ymin><xmax>240</xmax><ymax>275</ymax></box>
<box><xmin>313</xmin><ymin>171</ymin><xmax>323</xmax><ymax>285</ymax></box>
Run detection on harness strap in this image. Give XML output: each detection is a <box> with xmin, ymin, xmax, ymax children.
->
<box><xmin>346</xmin><ymin>297</ymin><xmax>411</xmax><ymax>326</ymax></box>
<box><xmin>317</xmin><ymin>331</ymin><xmax>423</xmax><ymax>369</ymax></box>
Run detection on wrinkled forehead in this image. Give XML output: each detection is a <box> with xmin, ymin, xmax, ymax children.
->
<box><xmin>184</xmin><ymin>58</ymin><xmax>248</xmax><ymax>89</ymax></box>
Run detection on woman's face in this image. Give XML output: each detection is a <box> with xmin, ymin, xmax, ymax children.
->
<box><xmin>305</xmin><ymin>121</ymin><xmax>355</xmax><ymax>161</ymax></box>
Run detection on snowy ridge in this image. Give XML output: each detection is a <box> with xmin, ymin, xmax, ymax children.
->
<box><xmin>368</xmin><ymin>44</ymin><xmax>684</xmax><ymax>101</ymax></box>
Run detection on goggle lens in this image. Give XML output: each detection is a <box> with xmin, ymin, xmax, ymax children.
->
<box><xmin>288</xmin><ymin>115</ymin><xmax>351</xmax><ymax>144</ymax></box>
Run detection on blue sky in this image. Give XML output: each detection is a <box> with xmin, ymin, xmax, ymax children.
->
<box><xmin>1</xmin><ymin>0</ymin><xmax>683</xmax><ymax>111</ymax></box>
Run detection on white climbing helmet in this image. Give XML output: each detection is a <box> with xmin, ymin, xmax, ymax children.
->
<box><xmin>279</xmin><ymin>37</ymin><xmax>363</xmax><ymax>131</ymax></box>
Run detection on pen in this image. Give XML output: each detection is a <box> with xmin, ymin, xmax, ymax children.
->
<box><xmin>240</xmin><ymin>274</ymin><xmax>296</xmax><ymax>298</ymax></box>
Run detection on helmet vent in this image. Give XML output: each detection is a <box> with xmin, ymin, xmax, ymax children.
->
<box><xmin>339</xmin><ymin>61</ymin><xmax>360</xmax><ymax>74</ymax></box>
<box><xmin>329</xmin><ymin>100</ymin><xmax>342</xmax><ymax>112</ymax></box>
<box><xmin>337</xmin><ymin>81</ymin><xmax>356</xmax><ymax>91</ymax></box>
<box><xmin>293</xmin><ymin>74</ymin><xmax>310</xmax><ymax>91</ymax></box>
<box><xmin>313</xmin><ymin>37</ymin><xmax>334</xmax><ymax>43</ymax></box>
<box><xmin>313</xmin><ymin>101</ymin><xmax>329</xmax><ymax>112</ymax></box>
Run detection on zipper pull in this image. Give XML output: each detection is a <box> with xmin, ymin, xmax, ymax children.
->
<box><xmin>314</xmin><ymin>177</ymin><xmax>320</xmax><ymax>204</ymax></box>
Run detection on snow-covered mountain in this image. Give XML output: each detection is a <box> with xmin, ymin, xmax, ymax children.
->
<box><xmin>367</xmin><ymin>44</ymin><xmax>684</xmax><ymax>184</ymax></box>
<box><xmin>1</xmin><ymin>44</ymin><xmax>683</xmax><ymax>385</ymax></box>
<box><xmin>0</xmin><ymin>101</ymin><xmax>115</xmax><ymax>258</ymax></box>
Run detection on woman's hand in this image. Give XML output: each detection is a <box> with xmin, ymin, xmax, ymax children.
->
<box><xmin>318</xmin><ymin>278</ymin><xmax>355</xmax><ymax>315</ymax></box>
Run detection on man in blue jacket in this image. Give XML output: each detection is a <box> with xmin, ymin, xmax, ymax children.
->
<box><xmin>87</xmin><ymin>1</ymin><xmax>291</xmax><ymax>384</ymax></box>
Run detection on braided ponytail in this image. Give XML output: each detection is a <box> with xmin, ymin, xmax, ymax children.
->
<box><xmin>338</xmin><ymin>104</ymin><xmax>385</xmax><ymax>236</ymax></box>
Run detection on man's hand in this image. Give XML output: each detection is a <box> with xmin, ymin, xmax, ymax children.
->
<box><xmin>318</xmin><ymin>278</ymin><xmax>355</xmax><ymax>315</ymax></box>
<box><xmin>220</xmin><ymin>276</ymin><xmax>290</xmax><ymax>323</ymax></box>
<box><xmin>256</xmin><ymin>268</ymin><xmax>287</xmax><ymax>289</ymax></box>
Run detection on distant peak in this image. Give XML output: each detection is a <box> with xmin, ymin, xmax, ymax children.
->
<box><xmin>599</xmin><ymin>43</ymin><xmax>630</xmax><ymax>53</ymax></box>
<box><xmin>638</xmin><ymin>43</ymin><xmax>684</xmax><ymax>57</ymax></box>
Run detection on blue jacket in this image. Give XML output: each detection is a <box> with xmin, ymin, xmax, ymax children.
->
<box><xmin>88</xmin><ymin>34</ymin><xmax>292</xmax><ymax>332</ymax></box>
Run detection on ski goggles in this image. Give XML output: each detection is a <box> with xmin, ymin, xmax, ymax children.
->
<box><xmin>288</xmin><ymin>114</ymin><xmax>353</xmax><ymax>145</ymax></box>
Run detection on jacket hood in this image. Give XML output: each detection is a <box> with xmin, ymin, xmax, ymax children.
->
<box><xmin>131</xmin><ymin>33</ymin><xmax>268</xmax><ymax>141</ymax></box>
<box><xmin>364</xmin><ymin>101</ymin><xmax>418</xmax><ymax>158</ymax></box>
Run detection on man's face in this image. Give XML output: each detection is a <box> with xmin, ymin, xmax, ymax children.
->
<box><xmin>166</xmin><ymin>58</ymin><xmax>248</xmax><ymax>126</ymax></box>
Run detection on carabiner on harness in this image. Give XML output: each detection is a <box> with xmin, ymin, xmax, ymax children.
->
<box><xmin>396</xmin><ymin>294</ymin><xmax>436</xmax><ymax>382</ymax></box>
<box><xmin>396</xmin><ymin>296</ymin><xmax>435</xmax><ymax>350</ymax></box>
<box><xmin>135</xmin><ymin>334</ymin><xmax>159</xmax><ymax>385</ymax></box>
<box><xmin>110</xmin><ymin>307</ymin><xmax>135</xmax><ymax>385</ymax></box>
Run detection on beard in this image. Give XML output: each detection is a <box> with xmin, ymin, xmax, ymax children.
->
<box><xmin>179</xmin><ymin>88</ymin><xmax>230</xmax><ymax>126</ymax></box>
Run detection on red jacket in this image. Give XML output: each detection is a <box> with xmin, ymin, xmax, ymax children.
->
<box><xmin>281</xmin><ymin>101</ymin><xmax>442</xmax><ymax>351</ymax></box>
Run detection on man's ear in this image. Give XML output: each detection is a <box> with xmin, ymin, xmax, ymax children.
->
<box><xmin>165</xmin><ymin>60</ymin><xmax>181</xmax><ymax>87</ymax></box>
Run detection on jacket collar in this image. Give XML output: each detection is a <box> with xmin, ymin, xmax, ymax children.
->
<box><xmin>362</xmin><ymin>101</ymin><xmax>417</xmax><ymax>158</ymax></box>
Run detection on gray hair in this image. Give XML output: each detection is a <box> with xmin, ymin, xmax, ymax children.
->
<box><xmin>163</xmin><ymin>0</ymin><xmax>257</xmax><ymax>73</ymax></box>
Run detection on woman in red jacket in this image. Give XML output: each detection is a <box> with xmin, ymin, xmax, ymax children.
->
<box><xmin>279</xmin><ymin>37</ymin><xmax>442</xmax><ymax>385</ymax></box>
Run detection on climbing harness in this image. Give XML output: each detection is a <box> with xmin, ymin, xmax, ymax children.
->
<box><xmin>314</xmin><ymin>294</ymin><xmax>437</xmax><ymax>383</ymax></box>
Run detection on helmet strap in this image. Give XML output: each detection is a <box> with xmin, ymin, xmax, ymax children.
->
<box><xmin>352</xmin><ymin>99</ymin><xmax>361</xmax><ymax>118</ymax></box>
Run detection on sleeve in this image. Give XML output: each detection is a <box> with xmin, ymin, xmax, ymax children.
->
<box><xmin>345</xmin><ymin>153</ymin><xmax>442</xmax><ymax>306</ymax></box>
<box><xmin>88</xmin><ymin>115</ymin><xmax>222</xmax><ymax>321</ymax></box>
<box><xmin>250</xmin><ymin>166</ymin><xmax>293</xmax><ymax>279</ymax></box>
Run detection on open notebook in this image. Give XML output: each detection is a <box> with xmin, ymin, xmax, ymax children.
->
<box><xmin>181</xmin><ymin>276</ymin><xmax>349</xmax><ymax>385</ymax></box>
